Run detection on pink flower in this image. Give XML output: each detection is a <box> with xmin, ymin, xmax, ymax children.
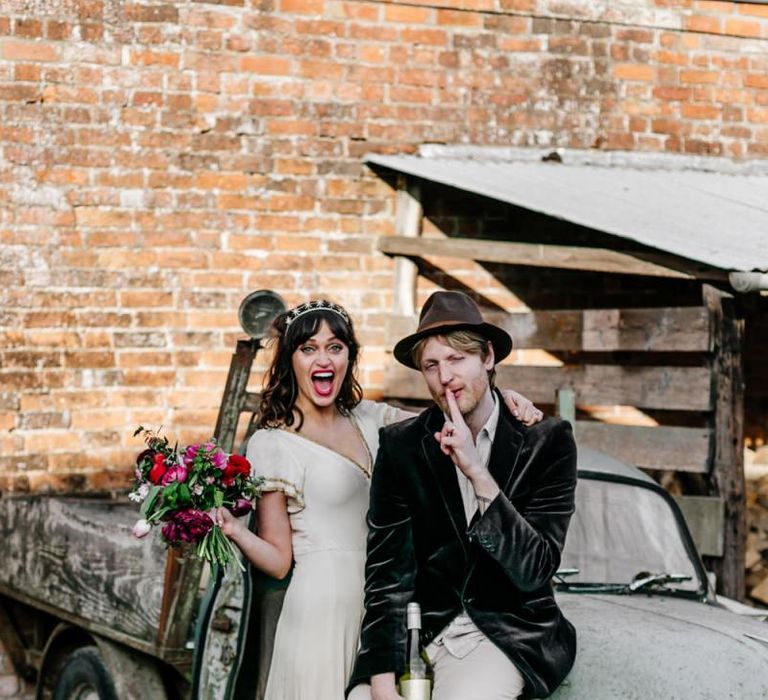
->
<box><xmin>210</xmin><ymin>448</ymin><xmax>227</xmax><ymax>470</ymax></box>
<box><xmin>183</xmin><ymin>442</ymin><xmax>227</xmax><ymax>470</ymax></box>
<box><xmin>160</xmin><ymin>463</ymin><xmax>188</xmax><ymax>486</ymax></box>
<box><xmin>132</xmin><ymin>519</ymin><xmax>152</xmax><ymax>539</ymax></box>
<box><xmin>161</xmin><ymin>509</ymin><xmax>213</xmax><ymax>544</ymax></box>
<box><xmin>182</xmin><ymin>444</ymin><xmax>200</xmax><ymax>466</ymax></box>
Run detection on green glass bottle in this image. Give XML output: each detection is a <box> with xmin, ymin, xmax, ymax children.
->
<box><xmin>398</xmin><ymin>602</ymin><xmax>433</xmax><ymax>700</ymax></box>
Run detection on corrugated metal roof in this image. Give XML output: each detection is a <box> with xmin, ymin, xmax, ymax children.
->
<box><xmin>366</xmin><ymin>149</ymin><xmax>768</xmax><ymax>273</ymax></box>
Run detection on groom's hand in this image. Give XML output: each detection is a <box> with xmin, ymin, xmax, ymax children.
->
<box><xmin>435</xmin><ymin>389</ymin><xmax>500</xmax><ymax>511</ymax></box>
<box><xmin>370</xmin><ymin>673</ymin><xmax>404</xmax><ymax>700</ymax></box>
<box><xmin>434</xmin><ymin>389</ymin><xmax>483</xmax><ymax>478</ymax></box>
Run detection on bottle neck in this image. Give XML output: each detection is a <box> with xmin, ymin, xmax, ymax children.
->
<box><xmin>407</xmin><ymin>628</ymin><xmax>426</xmax><ymax>677</ymax></box>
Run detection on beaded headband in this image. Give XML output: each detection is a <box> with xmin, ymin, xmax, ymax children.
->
<box><xmin>284</xmin><ymin>299</ymin><xmax>351</xmax><ymax>328</ymax></box>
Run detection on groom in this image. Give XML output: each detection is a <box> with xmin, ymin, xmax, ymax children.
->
<box><xmin>348</xmin><ymin>291</ymin><xmax>577</xmax><ymax>700</ymax></box>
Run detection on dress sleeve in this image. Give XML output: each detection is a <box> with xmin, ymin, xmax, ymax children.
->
<box><xmin>245</xmin><ymin>430</ymin><xmax>306</xmax><ymax>514</ymax></box>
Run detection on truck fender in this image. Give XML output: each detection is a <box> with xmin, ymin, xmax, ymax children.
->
<box><xmin>91</xmin><ymin>636</ymin><xmax>168</xmax><ymax>700</ymax></box>
<box><xmin>38</xmin><ymin>624</ymin><xmax>167</xmax><ymax>700</ymax></box>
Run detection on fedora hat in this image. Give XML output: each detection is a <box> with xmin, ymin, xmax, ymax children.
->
<box><xmin>393</xmin><ymin>291</ymin><xmax>513</xmax><ymax>370</ymax></box>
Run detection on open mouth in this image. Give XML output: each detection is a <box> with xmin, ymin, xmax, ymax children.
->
<box><xmin>311</xmin><ymin>370</ymin><xmax>335</xmax><ymax>397</ymax></box>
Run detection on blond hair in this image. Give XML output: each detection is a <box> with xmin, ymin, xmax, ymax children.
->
<box><xmin>411</xmin><ymin>329</ymin><xmax>496</xmax><ymax>385</ymax></box>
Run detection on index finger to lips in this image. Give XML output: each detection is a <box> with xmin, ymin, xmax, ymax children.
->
<box><xmin>445</xmin><ymin>389</ymin><xmax>463</xmax><ymax>423</ymax></box>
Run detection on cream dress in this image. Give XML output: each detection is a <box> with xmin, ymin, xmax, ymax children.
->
<box><xmin>246</xmin><ymin>400</ymin><xmax>399</xmax><ymax>700</ymax></box>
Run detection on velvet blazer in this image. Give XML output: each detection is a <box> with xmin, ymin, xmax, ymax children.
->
<box><xmin>347</xmin><ymin>392</ymin><xmax>578</xmax><ymax>698</ymax></box>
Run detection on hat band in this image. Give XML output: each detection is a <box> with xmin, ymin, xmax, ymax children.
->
<box><xmin>416</xmin><ymin>318</ymin><xmax>484</xmax><ymax>335</ymax></box>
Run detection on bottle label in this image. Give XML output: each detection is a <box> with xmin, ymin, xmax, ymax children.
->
<box><xmin>399</xmin><ymin>678</ymin><xmax>431</xmax><ymax>700</ymax></box>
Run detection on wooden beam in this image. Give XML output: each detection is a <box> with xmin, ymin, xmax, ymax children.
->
<box><xmin>385</xmin><ymin>363</ymin><xmax>714</xmax><ymax>411</ymax></box>
<box><xmin>379</xmin><ymin>235</ymin><xmax>692</xmax><ymax>279</ymax></box>
<box><xmin>576</xmin><ymin>423</ymin><xmax>711</xmax><ymax>474</ymax></box>
<box><xmin>392</xmin><ymin>177</ymin><xmax>422</xmax><ymax>316</ymax></box>
<box><xmin>704</xmin><ymin>286</ymin><xmax>746</xmax><ymax>600</ymax></box>
<box><xmin>389</xmin><ymin>306</ymin><xmax>712</xmax><ymax>352</ymax></box>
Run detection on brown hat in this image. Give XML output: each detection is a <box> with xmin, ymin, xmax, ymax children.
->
<box><xmin>393</xmin><ymin>291</ymin><xmax>513</xmax><ymax>370</ymax></box>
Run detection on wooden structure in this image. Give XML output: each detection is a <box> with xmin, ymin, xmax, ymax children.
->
<box><xmin>375</xmin><ymin>168</ymin><xmax>756</xmax><ymax>601</ymax></box>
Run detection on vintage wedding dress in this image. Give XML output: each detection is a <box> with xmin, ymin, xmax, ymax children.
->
<box><xmin>246</xmin><ymin>400</ymin><xmax>399</xmax><ymax>700</ymax></box>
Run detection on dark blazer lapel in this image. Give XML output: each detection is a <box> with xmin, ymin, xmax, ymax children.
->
<box><xmin>487</xmin><ymin>404</ymin><xmax>525</xmax><ymax>494</ymax></box>
<box><xmin>421</xmin><ymin>407</ymin><xmax>470</xmax><ymax>548</ymax></box>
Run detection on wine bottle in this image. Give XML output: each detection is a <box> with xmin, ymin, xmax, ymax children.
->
<box><xmin>398</xmin><ymin>602</ymin><xmax>433</xmax><ymax>700</ymax></box>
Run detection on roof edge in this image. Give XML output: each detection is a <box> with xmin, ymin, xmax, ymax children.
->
<box><xmin>410</xmin><ymin>145</ymin><xmax>768</xmax><ymax>176</ymax></box>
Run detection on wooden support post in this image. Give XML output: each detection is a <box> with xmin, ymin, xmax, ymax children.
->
<box><xmin>214</xmin><ymin>338</ymin><xmax>262</xmax><ymax>453</ymax></box>
<box><xmin>158</xmin><ymin>338</ymin><xmax>263</xmax><ymax>650</ymax></box>
<box><xmin>555</xmin><ymin>388</ymin><xmax>576</xmax><ymax>435</ymax></box>
<box><xmin>393</xmin><ymin>175</ymin><xmax>422</xmax><ymax>316</ymax></box>
<box><xmin>704</xmin><ymin>285</ymin><xmax>746</xmax><ymax>600</ymax></box>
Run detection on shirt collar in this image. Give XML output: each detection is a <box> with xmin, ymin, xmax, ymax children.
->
<box><xmin>479</xmin><ymin>391</ymin><xmax>500</xmax><ymax>442</ymax></box>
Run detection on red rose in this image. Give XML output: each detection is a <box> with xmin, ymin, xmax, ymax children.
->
<box><xmin>148</xmin><ymin>453</ymin><xmax>167</xmax><ymax>485</ymax></box>
<box><xmin>222</xmin><ymin>454</ymin><xmax>251</xmax><ymax>486</ymax></box>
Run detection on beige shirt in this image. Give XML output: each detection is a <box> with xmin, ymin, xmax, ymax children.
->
<box><xmin>428</xmin><ymin>394</ymin><xmax>500</xmax><ymax>660</ymax></box>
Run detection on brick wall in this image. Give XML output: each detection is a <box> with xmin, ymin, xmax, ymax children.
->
<box><xmin>0</xmin><ymin>0</ymin><xmax>767</xmax><ymax>496</ymax></box>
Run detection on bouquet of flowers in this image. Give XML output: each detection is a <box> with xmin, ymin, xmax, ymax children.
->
<box><xmin>129</xmin><ymin>426</ymin><xmax>263</xmax><ymax>571</ymax></box>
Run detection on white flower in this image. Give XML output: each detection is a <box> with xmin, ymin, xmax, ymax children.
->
<box><xmin>132</xmin><ymin>519</ymin><xmax>152</xmax><ymax>539</ymax></box>
<box><xmin>128</xmin><ymin>483</ymin><xmax>150</xmax><ymax>503</ymax></box>
<box><xmin>192</xmin><ymin>484</ymin><xmax>204</xmax><ymax>496</ymax></box>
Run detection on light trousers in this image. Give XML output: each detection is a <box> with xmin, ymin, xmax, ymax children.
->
<box><xmin>348</xmin><ymin>636</ymin><xmax>525</xmax><ymax>700</ymax></box>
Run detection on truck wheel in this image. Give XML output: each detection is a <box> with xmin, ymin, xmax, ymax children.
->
<box><xmin>52</xmin><ymin>646</ymin><xmax>119</xmax><ymax>700</ymax></box>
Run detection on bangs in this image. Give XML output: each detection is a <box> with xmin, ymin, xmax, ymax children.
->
<box><xmin>286</xmin><ymin>310</ymin><xmax>355</xmax><ymax>350</ymax></box>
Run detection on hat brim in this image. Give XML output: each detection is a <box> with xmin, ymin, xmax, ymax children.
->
<box><xmin>393</xmin><ymin>322</ymin><xmax>513</xmax><ymax>370</ymax></box>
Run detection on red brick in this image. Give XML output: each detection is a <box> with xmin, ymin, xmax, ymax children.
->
<box><xmin>745</xmin><ymin>73</ymin><xmax>768</xmax><ymax>88</ymax></box>
<box><xmin>724</xmin><ymin>19</ymin><xmax>762</xmax><ymax>37</ymax></box>
<box><xmin>681</xmin><ymin>103</ymin><xmax>721</xmax><ymax>119</ymax></box>
<box><xmin>654</xmin><ymin>85</ymin><xmax>692</xmax><ymax>101</ymax></box>
<box><xmin>124</xmin><ymin>4</ymin><xmax>179</xmax><ymax>22</ymax></box>
<box><xmin>681</xmin><ymin>69</ymin><xmax>719</xmax><ymax>83</ymax></box>
<box><xmin>280</xmin><ymin>0</ymin><xmax>324</xmax><ymax>13</ymax></box>
<box><xmin>613</xmin><ymin>63</ymin><xmax>655</xmax><ymax>81</ymax></box>
<box><xmin>15</xmin><ymin>19</ymin><xmax>43</xmax><ymax>38</ymax></box>
<box><xmin>240</xmin><ymin>55</ymin><xmax>292</xmax><ymax>75</ymax></box>
<box><xmin>46</xmin><ymin>20</ymin><xmax>72</xmax><ymax>39</ymax></box>
<box><xmin>437</xmin><ymin>9</ymin><xmax>482</xmax><ymax>27</ymax></box>
<box><xmin>2</xmin><ymin>40</ymin><xmax>58</xmax><ymax>61</ymax></box>
<box><xmin>739</xmin><ymin>4</ymin><xmax>768</xmax><ymax>18</ymax></box>
<box><xmin>384</xmin><ymin>5</ymin><xmax>432</xmax><ymax>23</ymax></box>
<box><xmin>684</xmin><ymin>15</ymin><xmax>722</xmax><ymax>34</ymax></box>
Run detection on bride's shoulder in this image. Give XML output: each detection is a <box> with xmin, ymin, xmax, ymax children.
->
<box><xmin>246</xmin><ymin>426</ymin><xmax>289</xmax><ymax>451</ymax></box>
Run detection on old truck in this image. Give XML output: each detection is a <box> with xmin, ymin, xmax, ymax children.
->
<box><xmin>0</xmin><ymin>291</ymin><xmax>286</xmax><ymax>699</ymax></box>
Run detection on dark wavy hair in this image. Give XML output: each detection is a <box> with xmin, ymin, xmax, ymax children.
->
<box><xmin>257</xmin><ymin>304</ymin><xmax>363</xmax><ymax>430</ymax></box>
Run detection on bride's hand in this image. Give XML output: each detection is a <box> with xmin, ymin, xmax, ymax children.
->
<box><xmin>501</xmin><ymin>389</ymin><xmax>543</xmax><ymax>426</ymax></box>
<box><xmin>213</xmin><ymin>506</ymin><xmax>247</xmax><ymax>540</ymax></box>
